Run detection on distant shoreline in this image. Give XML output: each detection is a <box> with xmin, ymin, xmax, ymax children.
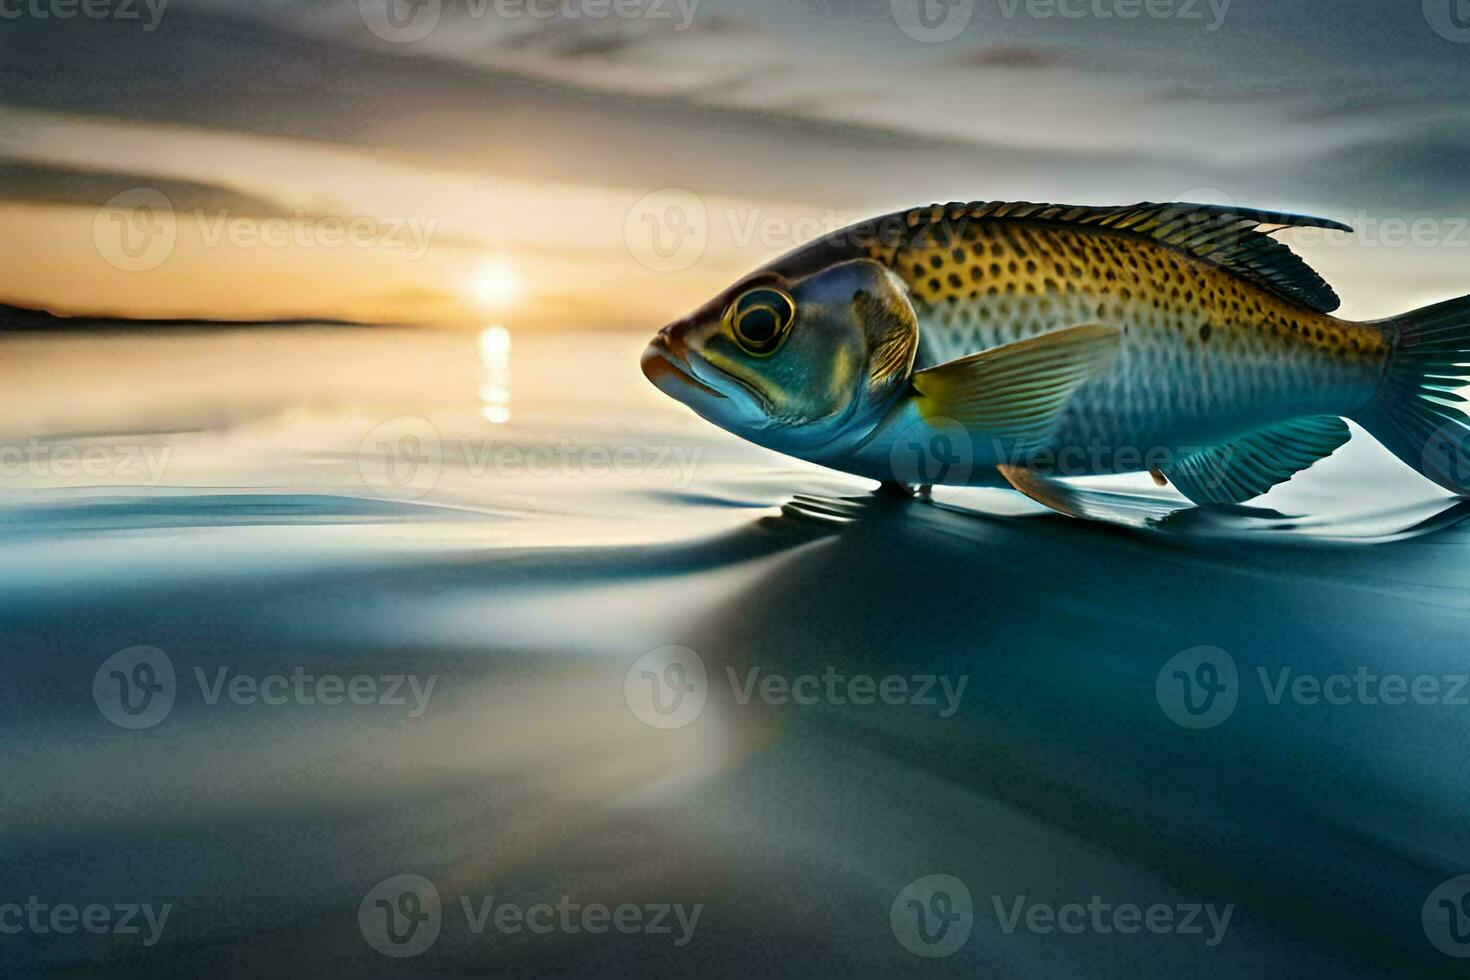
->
<box><xmin>0</xmin><ymin>302</ymin><xmax>374</xmax><ymax>332</ymax></box>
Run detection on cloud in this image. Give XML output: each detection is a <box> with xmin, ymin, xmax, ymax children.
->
<box><xmin>2</xmin><ymin>0</ymin><xmax>1469</xmax><ymax>324</ymax></box>
<box><xmin>951</xmin><ymin>44</ymin><xmax>1074</xmax><ymax>70</ymax></box>
<box><xmin>0</xmin><ymin>160</ymin><xmax>292</xmax><ymax>214</ymax></box>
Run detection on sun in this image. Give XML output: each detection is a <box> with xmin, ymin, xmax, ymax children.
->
<box><xmin>470</xmin><ymin>260</ymin><xmax>521</xmax><ymax>309</ymax></box>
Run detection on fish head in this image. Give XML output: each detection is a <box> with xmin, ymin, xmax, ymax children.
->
<box><xmin>641</xmin><ymin>258</ymin><xmax>919</xmax><ymax>454</ymax></box>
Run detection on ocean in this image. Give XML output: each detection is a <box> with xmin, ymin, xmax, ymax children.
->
<box><xmin>1</xmin><ymin>325</ymin><xmax>1467</xmax><ymax>977</ymax></box>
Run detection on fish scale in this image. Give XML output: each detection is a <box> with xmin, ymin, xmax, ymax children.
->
<box><xmin>858</xmin><ymin>210</ymin><xmax>1385</xmax><ymax>463</ymax></box>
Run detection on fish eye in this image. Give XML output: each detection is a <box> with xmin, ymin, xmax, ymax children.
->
<box><xmin>726</xmin><ymin>287</ymin><xmax>795</xmax><ymax>356</ymax></box>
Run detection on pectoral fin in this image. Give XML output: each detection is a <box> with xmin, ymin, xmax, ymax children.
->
<box><xmin>1161</xmin><ymin>416</ymin><xmax>1351</xmax><ymax>505</ymax></box>
<box><xmin>997</xmin><ymin>464</ymin><xmax>1184</xmax><ymax>526</ymax></box>
<box><xmin>911</xmin><ymin>323</ymin><xmax>1123</xmax><ymax>449</ymax></box>
<box><xmin>996</xmin><ymin>464</ymin><xmax>1092</xmax><ymax>519</ymax></box>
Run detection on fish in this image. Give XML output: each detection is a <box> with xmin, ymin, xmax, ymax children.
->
<box><xmin>640</xmin><ymin>200</ymin><xmax>1470</xmax><ymax>518</ymax></box>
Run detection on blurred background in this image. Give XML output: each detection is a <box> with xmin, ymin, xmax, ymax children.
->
<box><xmin>3</xmin><ymin>2</ymin><xmax>1470</xmax><ymax>977</ymax></box>
<box><xmin>4</xmin><ymin>0</ymin><xmax>1470</xmax><ymax>329</ymax></box>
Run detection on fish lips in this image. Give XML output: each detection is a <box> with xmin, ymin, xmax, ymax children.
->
<box><xmin>641</xmin><ymin>334</ymin><xmax>728</xmax><ymax>404</ymax></box>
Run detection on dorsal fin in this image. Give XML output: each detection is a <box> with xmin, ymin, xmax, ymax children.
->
<box><xmin>879</xmin><ymin>201</ymin><xmax>1353</xmax><ymax>314</ymax></box>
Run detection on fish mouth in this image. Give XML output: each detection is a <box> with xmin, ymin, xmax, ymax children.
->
<box><xmin>641</xmin><ymin>336</ymin><xmax>726</xmax><ymax>401</ymax></box>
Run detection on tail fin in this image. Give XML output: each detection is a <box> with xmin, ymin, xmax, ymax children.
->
<box><xmin>1353</xmin><ymin>295</ymin><xmax>1470</xmax><ymax>493</ymax></box>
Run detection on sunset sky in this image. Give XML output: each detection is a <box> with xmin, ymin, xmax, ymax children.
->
<box><xmin>2</xmin><ymin>0</ymin><xmax>1469</xmax><ymax>329</ymax></box>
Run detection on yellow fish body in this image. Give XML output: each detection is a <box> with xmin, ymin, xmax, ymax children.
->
<box><xmin>642</xmin><ymin>200</ymin><xmax>1470</xmax><ymax>516</ymax></box>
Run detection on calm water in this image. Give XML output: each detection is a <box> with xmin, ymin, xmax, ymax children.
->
<box><xmin>2</xmin><ymin>326</ymin><xmax>1469</xmax><ymax>977</ymax></box>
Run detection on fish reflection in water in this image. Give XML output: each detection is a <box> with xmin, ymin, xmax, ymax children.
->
<box><xmin>2</xmin><ymin>327</ymin><xmax>1468</xmax><ymax>977</ymax></box>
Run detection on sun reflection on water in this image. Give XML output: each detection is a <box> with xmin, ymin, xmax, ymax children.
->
<box><xmin>479</xmin><ymin>325</ymin><xmax>512</xmax><ymax>424</ymax></box>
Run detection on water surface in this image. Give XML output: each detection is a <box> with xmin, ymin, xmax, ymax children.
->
<box><xmin>1</xmin><ymin>326</ymin><xmax>1467</xmax><ymax>977</ymax></box>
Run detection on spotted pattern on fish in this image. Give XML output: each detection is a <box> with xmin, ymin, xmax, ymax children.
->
<box><xmin>850</xmin><ymin>204</ymin><xmax>1389</xmax><ymax>455</ymax></box>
